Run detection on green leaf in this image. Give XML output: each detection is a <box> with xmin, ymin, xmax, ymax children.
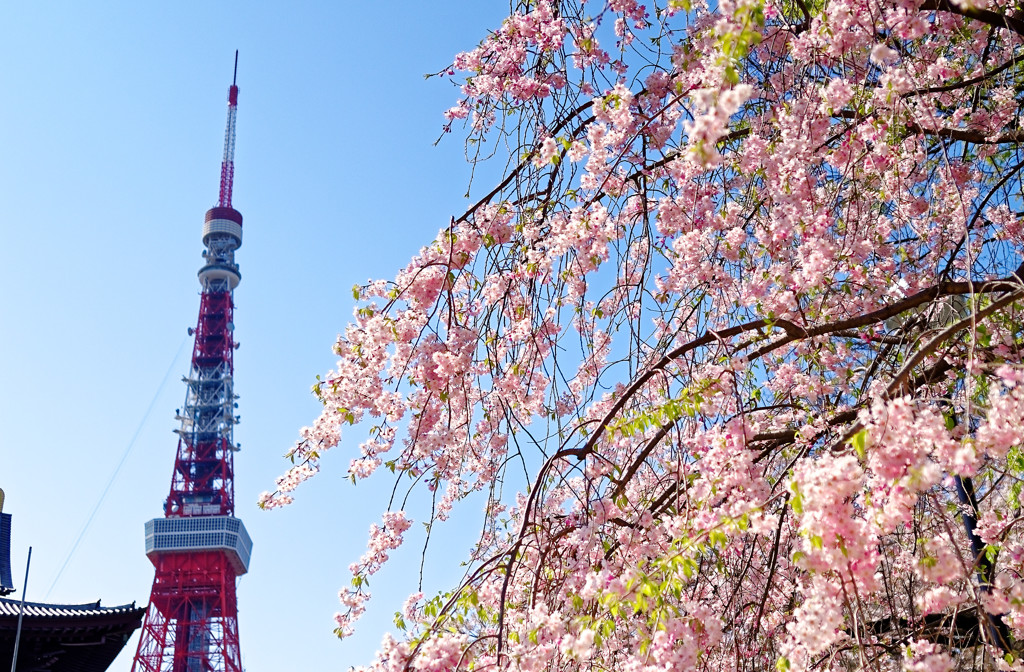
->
<box><xmin>790</xmin><ymin>485</ymin><xmax>804</xmax><ymax>515</ymax></box>
<box><xmin>850</xmin><ymin>429</ymin><xmax>868</xmax><ymax>461</ymax></box>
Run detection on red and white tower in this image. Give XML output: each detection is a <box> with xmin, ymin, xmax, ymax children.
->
<box><xmin>132</xmin><ymin>53</ymin><xmax>251</xmax><ymax>672</ymax></box>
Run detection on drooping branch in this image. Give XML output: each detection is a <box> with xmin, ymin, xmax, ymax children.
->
<box><xmin>920</xmin><ymin>0</ymin><xmax>1024</xmax><ymax>37</ymax></box>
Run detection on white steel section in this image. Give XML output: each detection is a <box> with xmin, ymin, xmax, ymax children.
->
<box><xmin>145</xmin><ymin>516</ymin><xmax>252</xmax><ymax>574</ymax></box>
<box><xmin>222</xmin><ymin>106</ymin><xmax>237</xmax><ymax>165</ymax></box>
<box><xmin>197</xmin><ymin>266</ymin><xmax>241</xmax><ymax>289</ymax></box>
<box><xmin>174</xmin><ymin>365</ymin><xmax>236</xmax><ymax>442</ymax></box>
<box><xmin>203</xmin><ymin>218</ymin><xmax>242</xmax><ymax>244</ymax></box>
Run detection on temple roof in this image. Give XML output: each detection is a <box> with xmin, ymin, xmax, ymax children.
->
<box><xmin>0</xmin><ymin>599</ymin><xmax>141</xmax><ymax>619</ymax></box>
<box><xmin>0</xmin><ymin>597</ymin><xmax>145</xmax><ymax>672</ymax></box>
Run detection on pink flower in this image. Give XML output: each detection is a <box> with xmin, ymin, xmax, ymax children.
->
<box><xmin>533</xmin><ymin>135</ymin><xmax>560</xmax><ymax>167</ymax></box>
<box><xmin>870</xmin><ymin>43</ymin><xmax>899</xmax><ymax>65</ymax></box>
<box><xmin>996</xmin><ymin>364</ymin><xmax>1024</xmax><ymax>388</ymax></box>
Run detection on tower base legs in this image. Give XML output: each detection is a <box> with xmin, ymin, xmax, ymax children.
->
<box><xmin>131</xmin><ymin>551</ymin><xmax>241</xmax><ymax>672</ymax></box>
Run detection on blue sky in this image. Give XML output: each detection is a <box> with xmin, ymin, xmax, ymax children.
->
<box><xmin>0</xmin><ymin>2</ymin><xmax>510</xmax><ymax>669</ymax></box>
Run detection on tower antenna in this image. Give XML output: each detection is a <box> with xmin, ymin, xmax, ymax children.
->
<box><xmin>219</xmin><ymin>52</ymin><xmax>239</xmax><ymax>208</ymax></box>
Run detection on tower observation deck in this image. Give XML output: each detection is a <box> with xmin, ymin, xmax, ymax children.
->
<box><xmin>132</xmin><ymin>53</ymin><xmax>251</xmax><ymax>672</ymax></box>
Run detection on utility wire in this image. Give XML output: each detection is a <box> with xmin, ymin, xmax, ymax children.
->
<box><xmin>45</xmin><ymin>336</ymin><xmax>189</xmax><ymax>599</ymax></box>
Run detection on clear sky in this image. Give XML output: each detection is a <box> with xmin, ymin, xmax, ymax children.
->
<box><xmin>0</xmin><ymin>2</ymin><xmax>509</xmax><ymax>669</ymax></box>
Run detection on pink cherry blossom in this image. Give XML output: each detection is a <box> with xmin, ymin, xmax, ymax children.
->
<box><xmin>265</xmin><ymin>0</ymin><xmax>1024</xmax><ymax>669</ymax></box>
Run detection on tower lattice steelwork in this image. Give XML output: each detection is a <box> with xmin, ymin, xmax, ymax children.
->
<box><xmin>132</xmin><ymin>53</ymin><xmax>252</xmax><ymax>672</ymax></box>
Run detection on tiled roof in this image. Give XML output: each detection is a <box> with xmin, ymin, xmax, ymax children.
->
<box><xmin>0</xmin><ymin>597</ymin><xmax>140</xmax><ymax>619</ymax></box>
<box><xmin>0</xmin><ymin>596</ymin><xmax>145</xmax><ymax>672</ymax></box>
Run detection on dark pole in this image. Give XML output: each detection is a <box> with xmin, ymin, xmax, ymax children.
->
<box><xmin>10</xmin><ymin>546</ymin><xmax>31</xmax><ymax>672</ymax></box>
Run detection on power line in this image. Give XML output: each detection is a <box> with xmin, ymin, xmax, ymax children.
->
<box><xmin>45</xmin><ymin>336</ymin><xmax>189</xmax><ymax>599</ymax></box>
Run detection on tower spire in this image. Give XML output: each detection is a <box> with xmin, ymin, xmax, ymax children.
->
<box><xmin>218</xmin><ymin>51</ymin><xmax>239</xmax><ymax>209</ymax></box>
<box><xmin>132</xmin><ymin>55</ymin><xmax>251</xmax><ymax>672</ymax></box>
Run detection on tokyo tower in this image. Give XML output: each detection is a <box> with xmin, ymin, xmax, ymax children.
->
<box><xmin>131</xmin><ymin>52</ymin><xmax>252</xmax><ymax>672</ymax></box>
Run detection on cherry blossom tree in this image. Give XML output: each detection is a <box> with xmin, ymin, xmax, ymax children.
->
<box><xmin>263</xmin><ymin>0</ymin><xmax>1024</xmax><ymax>669</ymax></box>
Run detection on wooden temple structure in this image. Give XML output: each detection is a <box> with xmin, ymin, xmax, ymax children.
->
<box><xmin>0</xmin><ymin>598</ymin><xmax>145</xmax><ymax>672</ymax></box>
<box><xmin>0</xmin><ymin>490</ymin><xmax>144</xmax><ymax>671</ymax></box>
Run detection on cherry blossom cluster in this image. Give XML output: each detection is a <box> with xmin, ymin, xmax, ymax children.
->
<box><xmin>268</xmin><ymin>0</ymin><xmax>1024</xmax><ymax>669</ymax></box>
